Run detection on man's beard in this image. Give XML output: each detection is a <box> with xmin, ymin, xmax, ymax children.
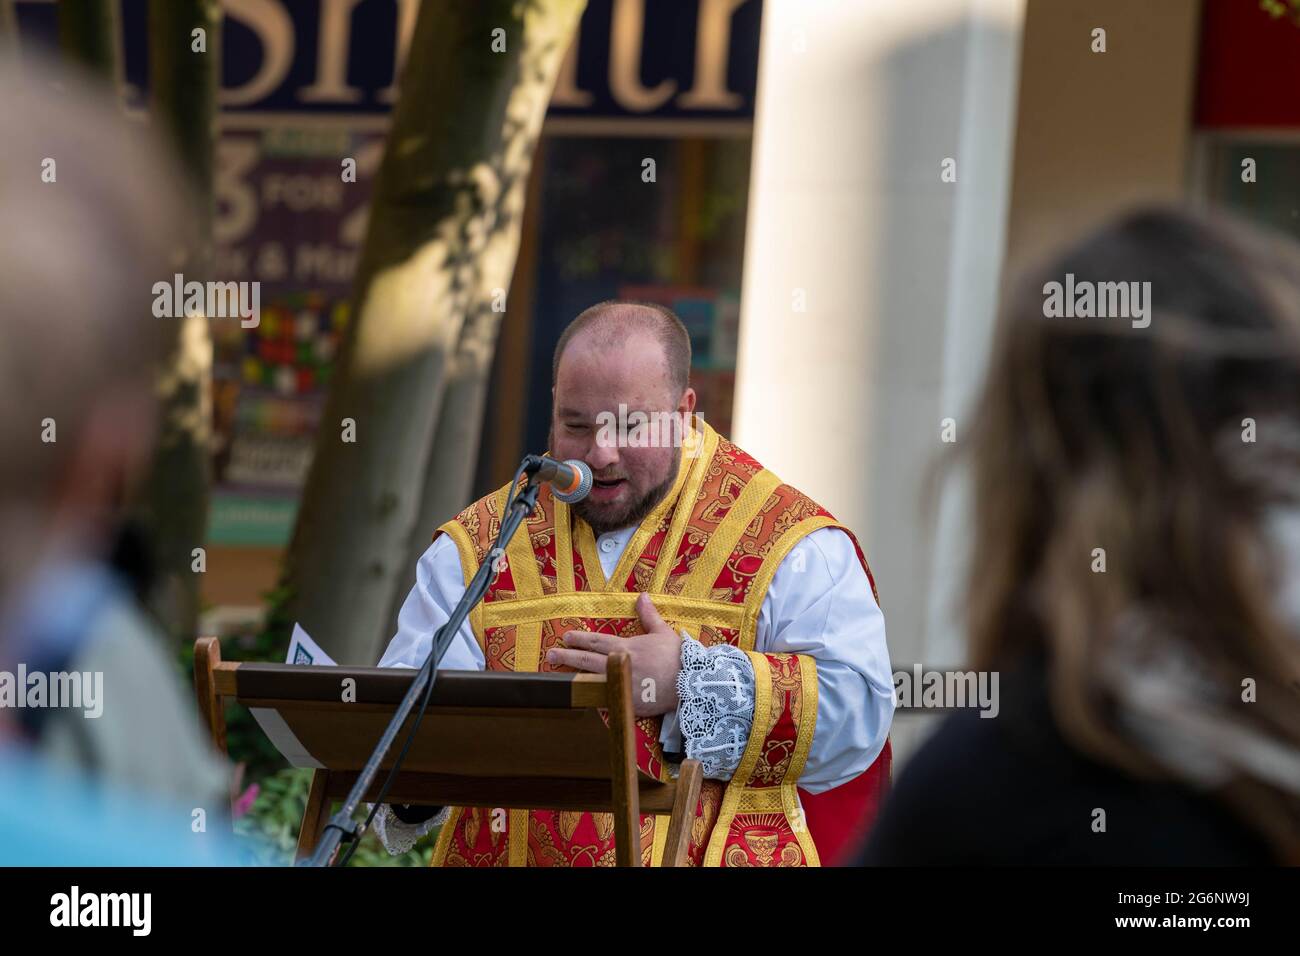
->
<box><xmin>572</xmin><ymin>445</ymin><xmax>681</xmax><ymax>537</ymax></box>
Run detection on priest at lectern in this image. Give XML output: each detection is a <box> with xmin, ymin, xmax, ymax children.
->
<box><xmin>375</xmin><ymin>300</ymin><xmax>895</xmax><ymax>867</ymax></box>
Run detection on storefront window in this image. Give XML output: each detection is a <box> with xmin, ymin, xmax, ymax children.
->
<box><xmin>1201</xmin><ymin>139</ymin><xmax>1300</xmax><ymax>241</ymax></box>
<box><xmin>521</xmin><ymin>133</ymin><xmax>751</xmax><ymax>455</ymax></box>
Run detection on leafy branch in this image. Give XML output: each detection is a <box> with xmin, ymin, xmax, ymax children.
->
<box><xmin>1260</xmin><ymin>0</ymin><xmax>1300</xmax><ymax>26</ymax></box>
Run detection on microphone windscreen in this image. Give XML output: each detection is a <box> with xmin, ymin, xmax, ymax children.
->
<box><xmin>554</xmin><ymin>459</ymin><xmax>593</xmax><ymax>503</ymax></box>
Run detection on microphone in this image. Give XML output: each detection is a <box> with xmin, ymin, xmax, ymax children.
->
<box><xmin>523</xmin><ymin>455</ymin><xmax>593</xmax><ymax>503</ymax></box>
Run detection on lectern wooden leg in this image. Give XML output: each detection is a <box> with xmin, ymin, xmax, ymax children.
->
<box><xmin>193</xmin><ymin>636</ymin><xmax>228</xmax><ymax>755</ymax></box>
<box><xmin>605</xmin><ymin>653</ymin><xmax>641</xmax><ymax>867</ymax></box>
<box><xmin>295</xmin><ymin>770</ymin><xmax>331</xmax><ymax>864</ymax></box>
<box><xmin>662</xmin><ymin>759</ymin><xmax>703</xmax><ymax>867</ymax></box>
<box><xmin>193</xmin><ymin>636</ymin><xmax>239</xmax><ymax>818</ymax></box>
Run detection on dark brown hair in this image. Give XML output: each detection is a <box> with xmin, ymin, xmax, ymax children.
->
<box><xmin>963</xmin><ymin>206</ymin><xmax>1300</xmax><ymax>859</ymax></box>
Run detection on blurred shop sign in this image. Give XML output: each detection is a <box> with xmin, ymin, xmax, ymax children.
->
<box><xmin>13</xmin><ymin>0</ymin><xmax>762</xmax><ymax>121</ymax></box>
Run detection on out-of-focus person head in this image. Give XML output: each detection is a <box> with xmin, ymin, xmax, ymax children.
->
<box><xmin>549</xmin><ymin>300</ymin><xmax>697</xmax><ymax>536</ymax></box>
<box><xmin>0</xmin><ymin>52</ymin><xmax>190</xmax><ymax>628</ymax></box>
<box><xmin>963</xmin><ymin>206</ymin><xmax>1300</xmax><ymax>859</ymax></box>
<box><xmin>0</xmin><ymin>52</ymin><xmax>240</xmax><ymax>865</ymax></box>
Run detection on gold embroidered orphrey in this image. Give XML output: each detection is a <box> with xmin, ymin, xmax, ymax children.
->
<box><xmin>429</xmin><ymin>420</ymin><xmax>880</xmax><ymax>867</ymax></box>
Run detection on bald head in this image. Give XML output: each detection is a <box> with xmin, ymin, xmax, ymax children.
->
<box><xmin>549</xmin><ymin>301</ymin><xmax>698</xmax><ymax>535</ymax></box>
<box><xmin>552</xmin><ymin>301</ymin><xmax>691</xmax><ymax>398</ymax></box>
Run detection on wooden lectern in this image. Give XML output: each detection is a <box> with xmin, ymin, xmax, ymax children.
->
<box><xmin>193</xmin><ymin>637</ymin><xmax>703</xmax><ymax>867</ymax></box>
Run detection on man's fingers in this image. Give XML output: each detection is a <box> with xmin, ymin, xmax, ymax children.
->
<box><xmin>546</xmin><ymin>647</ymin><xmax>608</xmax><ymax>673</ymax></box>
<box><xmin>562</xmin><ymin>630</ymin><xmax>620</xmax><ymax>654</ymax></box>
<box><xmin>635</xmin><ymin>592</ymin><xmax>669</xmax><ymax>633</ymax></box>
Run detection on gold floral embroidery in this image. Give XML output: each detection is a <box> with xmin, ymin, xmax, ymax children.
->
<box><xmin>434</xmin><ymin>421</ymin><xmax>846</xmax><ymax>868</ymax></box>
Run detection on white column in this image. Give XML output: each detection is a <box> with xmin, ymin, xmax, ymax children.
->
<box><xmin>733</xmin><ymin>0</ymin><xmax>1025</xmax><ymax>759</ymax></box>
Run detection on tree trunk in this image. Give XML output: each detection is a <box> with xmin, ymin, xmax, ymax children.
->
<box><xmin>284</xmin><ymin>0</ymin><xmax>585</xmax><ymax>664</ymax></box>
<box><xmin>57</xmin><ymin>0</ymin><xmax>117</xmax><ymax>79</ymax></box>
<box><xmin>0</xmin><ymin>1</ymin><xmax>19</xmax><ymax>51</ymax></box>
<box><xmin>380</xmin><ymin>303</ymin><xmax>498</xmax><ymax>647</ymax></box>
<box><xmin>382</xmin><ymin>208</ymin><xmax>540</xmax><ymax>650</ymax></box>
<box><xmin>138</xmin><ymin>0</ymin><xmax>219</xmax><ymax>642</ymax></box>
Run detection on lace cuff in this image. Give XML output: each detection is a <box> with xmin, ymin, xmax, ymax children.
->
<box><xmin>368</xmin><ymin>803</ymin><xmax>451</xmax><ymax>856</ymax></box>
<box><xmin>674</xmin><ymin>633</ymin><xmax>756</xmax><ymax>779</ymax></box>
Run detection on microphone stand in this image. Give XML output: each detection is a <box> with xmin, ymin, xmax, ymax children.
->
<box><xmin>303</xmin><ymin>460</ymin><xmax>545</xmax><ymax>867</ymax></box>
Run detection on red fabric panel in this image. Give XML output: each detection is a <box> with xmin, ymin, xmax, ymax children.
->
<box><xmin>1197</xmin><ymin>0</ymin><xmax>1300</xmax><ymax>128</ymax></box>
<box><xmin>798</xmin><ymin>738</ymin><xmax>892</xmax><ymax>866</ymax></box>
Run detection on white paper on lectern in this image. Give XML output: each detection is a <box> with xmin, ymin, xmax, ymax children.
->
<box><xmin>248</xmin><ymin>622</ymin><xmax>336</xmax><ymax>769</ymax></box>
<box><xmin>285</xmin><ymin>622</ymin><xmax>336</xmax><ymax>667</ymax></box>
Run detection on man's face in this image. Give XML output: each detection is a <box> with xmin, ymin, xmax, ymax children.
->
<box><xmin>550</xmin><ymin>330</ymin><xmax>694</xmax><ymax>536</ymax></box>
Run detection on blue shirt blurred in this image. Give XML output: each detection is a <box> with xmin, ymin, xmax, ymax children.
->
<box><xmin>0</xmin><ymin>742</ymin><xmax>247</xmax><ymax>866</ymax></box>
<box><xmin>0</xmin><ymin>557</ymin><xmax>245</xmax><ymax>866</ymax></box>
